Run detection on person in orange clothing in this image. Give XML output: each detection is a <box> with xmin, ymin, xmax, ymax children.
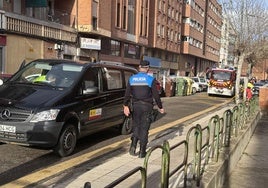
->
<box><xmin>246</xmin><ymin>79</ymin><xmax>254</xmax><ymax>101</ymax></box>
<box><xmin>246</xmin><ymin>86</ymin><xmax>253</xmax><ymax>101</ymax></box>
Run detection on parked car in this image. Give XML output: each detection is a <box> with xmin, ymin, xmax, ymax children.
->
<box><xmin>0</xmin><ymin>59</ymin><xmax>138</xmax><ymax>157</ymax></box>
<box><xmin>192</xmin><ymin>76</ymin><xmax>208</xmax><ymax>91</ymax></box>
<box><xmin>252</xmin><ymin>80</ymin><xmax>268</xmax><ymax>96</ymax></box>
<box><xmin>191</xmin><ymin>78</ymin><xmax>202</xmax><ymax>94</ymax></box>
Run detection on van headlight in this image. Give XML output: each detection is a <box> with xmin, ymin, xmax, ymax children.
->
<box><xmin>30</xmin><ymin>109</ymin><xmax>60</xmax><ymax>122</ymax></box>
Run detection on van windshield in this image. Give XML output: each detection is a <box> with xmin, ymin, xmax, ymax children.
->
<box><xmin>10</xmin><ymin>61</ymin><xmax>84</xmax><ymax>88</ymax></box>
<box><xmin>211</xmin><ymin>71</ymin><xmax>232</xmax><ymax>81</ymax></box>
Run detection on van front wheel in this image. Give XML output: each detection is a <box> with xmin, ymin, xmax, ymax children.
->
<box><xmin>53</xmin><ymin>124</ymin><xmax>77</xmax><ymax>157</ymax></box>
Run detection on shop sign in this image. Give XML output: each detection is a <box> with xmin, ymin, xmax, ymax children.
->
<box><xmin>80</xmin><ymin>37</ymin><xmax>101</xmax><ymax>50</ymax></box>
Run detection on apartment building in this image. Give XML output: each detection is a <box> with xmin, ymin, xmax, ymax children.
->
<box><xmin>146</xmin><ymin>0</ymin><xmax>183</xmax><ymax>78</ymax></box>
<box><xmin>219</xmin><ymin>16</ymin><xmax>236</xmax><ymax>68</ymax></box>
<box><xmin>0</xmin><ymin>0</ymin><xmax>77</xmax><ymax>74</ymax></box>
<box><xmin>0</xmin><ymin>0</ymin><xmax>222</xmax><ymax>80</ymax></box>
<box><xmin>180</xmin><ymin>0</ymin><xmax>222</xmax><ymax>77</ymax></box>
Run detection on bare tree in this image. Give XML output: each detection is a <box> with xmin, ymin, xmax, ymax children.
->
<box><xmin>221</xmin><ymin>0</ymin><xmax>268</xmax><ymax>103</ymax></box>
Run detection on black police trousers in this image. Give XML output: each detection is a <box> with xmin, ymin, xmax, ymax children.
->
<box><xmin>132</xmin><ymin>101</ymin><xmax>153</xmax><ymax>147</ymax></box>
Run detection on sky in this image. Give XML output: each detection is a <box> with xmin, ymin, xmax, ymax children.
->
<box><xmin>219</xmin><ymin>0</ymin><xmax>268</xmax><ymax>9</ymax></box>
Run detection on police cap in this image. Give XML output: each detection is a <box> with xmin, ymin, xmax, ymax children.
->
<box><xmin>140</xmin><ymin>60</ymin><xmax>150</xmax><ymax>68</ymax></box>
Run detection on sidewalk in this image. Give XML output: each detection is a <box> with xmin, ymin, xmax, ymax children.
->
<box><xmin>221</xmin><ymin>114</ymin><xmax>268</xmax><ymax>188</ymax></box>
<box><xmin>64</xmin><ymin>104</ymin><xmax>236</xmax><ymax>188</ymax></box>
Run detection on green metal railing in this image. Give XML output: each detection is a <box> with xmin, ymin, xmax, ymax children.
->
<box><xmin>84</xmin><ymin>96</ymin><xmax>259</xmax><ymax>188</ymax></box>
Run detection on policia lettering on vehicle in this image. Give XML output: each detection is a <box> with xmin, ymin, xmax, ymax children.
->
<box><xmin>123</xmin><ymin>60</ymin><xmax>165</xmax><ymax>158</ymax></box>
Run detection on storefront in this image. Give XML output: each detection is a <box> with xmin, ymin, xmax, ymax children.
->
<box><xmin>143</xmin><ymin>56</ymin><xmax>161</xmax><ymax>79</ymax></box>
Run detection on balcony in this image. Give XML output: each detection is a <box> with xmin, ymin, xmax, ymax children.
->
<box><xmin>47</xmin><ymin>9</ymin><xmax>76</xmax><ymax>28</ymax></box>
<box><xmin>0</xmin><ymin>10</ymin><xmax>77</xmax><ymax>43</ymax></box>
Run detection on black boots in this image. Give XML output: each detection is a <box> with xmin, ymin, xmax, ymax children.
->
<box><xmin>139</xmin><ymin>145</ymin><xmax>147</xmax><ymax>158</ymax></box>
<box><xmin>129</xmin><ymin>137</ymin><xmax>138</xmax><ymax>156</ymax></box>
<box><xmin>129</xmin><ymin>138</ymin><xmax>147</xmax><ymax>158</ymax></box>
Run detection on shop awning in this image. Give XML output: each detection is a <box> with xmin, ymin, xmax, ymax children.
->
<box><xmin>143</xmin><ymin>56</ymin><xmax>161</xmax><ymax>68</ymax></box>
<box><xmin>26</xmin><ymin>0</ymin><xmax>47</xmax><ymax>7</ymax></box>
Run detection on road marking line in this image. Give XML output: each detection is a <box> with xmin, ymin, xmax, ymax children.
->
<box><xmin>2</xmin><ymin>99</ymin><xmax>232</xmax><ymax>188</ymax></box>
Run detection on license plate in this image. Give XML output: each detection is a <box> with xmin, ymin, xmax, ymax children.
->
<box><xmin>0</xmin><ymin>125</ymin><xmax>16</xmax><ymax>133</ymax></box>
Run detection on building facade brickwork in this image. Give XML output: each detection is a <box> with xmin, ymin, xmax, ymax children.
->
<box><xmin>0</xmin><ymin>0</ymin><xmax>224</xmax><ymax>81</ymax></box>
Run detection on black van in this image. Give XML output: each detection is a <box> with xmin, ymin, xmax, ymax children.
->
<box><xmin>0</xmin><ymin>59</ymin><xmax>137</xmax><ymax>157</ymax></box>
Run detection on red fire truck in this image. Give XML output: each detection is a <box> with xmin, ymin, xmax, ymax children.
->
<box><xmin>207</xmin><ymin>68</ymin><xmax>236</xmax><ymax>97</ymax></box>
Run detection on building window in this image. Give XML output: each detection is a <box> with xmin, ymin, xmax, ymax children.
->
<box><xmin>152</xmin><ymin>49</ymin><xmax>162</xmax><ymax>59</ymax></box>
<box><xmin>92</xmin><ymin>17</ymin><xmax>97</xmax><ymax>30</ymax></box>
<box><xmin>111</xmin><ymin>40</ymin><xmax>121</xmax><ymax>56</ymax></box>
<box><xmin>79</xmin><ymin>56</ymin><xmax>91</xmax><ymax>61</ymax></box>
<box><xmin>182</xmin><ymin>36</ymin><xmax>189</xmax><ymax>42</ymax></box>
<box><xmin>26</xmin><ymin>7</ymin><xmax>47</xmax><ymax>20</ymax></box>
<box><xmin>26</xmin><ymin>0</ymin><xmax>48</xmax><ymax>20</ymax></box>
<box><xmin>140</xmin><ymin>10</ymin><xmax>143</xmax><ymax>35</ymax></box>
<box><xmin>177</xmin><ymin>33</ymin><xmax>181</xmax><ymax>43</ymax></box>
<box><xmin>158</xmin><ymin>0</ymin><xmax>162</xmax><ymax>11</ymax></box>
<box><xmin>92</xmin><ymin>1</ymin><xmax>98</xmax><ymax>30</ymax></box>
<box><xmin>161</xmin><ymin>25</ymin><xmax>165</xmax><ymax>38</ymax></box>
<box><xmin>101</xmin><ymin>38</ymin><xmax>121</xmax><ymax>56</ymax></box>
<box><xmin>124</xmin><ymin>44</ymin><xmax>140</xmax><ymax>59</ymax></box>
<box><xmin>63</xmin><ymin>54</ymin><xmax>73</xmax><ymax>60</ymax></box>
<box><xmin>168</xmin><ymin>6</ymin><xmax>171</xmax><ymax>17</ymax></box>
<box><xmin>145</xmin><ymin>15</ymin><xmax>148</xmax><ymax>37</ymax></box>
<box><xmin>157</xmin><ymin>23</ymin><xmax>161</xmax><ymax>36</ymax></box>
<box><xmin>14</xmin><ymin>0</ymin><xmax>22</xmax><ymax>14</ymax></box>
<box><xmin>127</xmin><ymin>0</ymin><xmax>135</xmax><ymax>34</ymax></box>
<box><xmin>116</xmin><ymin>2</ymin><xmax>120</xmax><ymax>27</ymax></box>
<box><xmin>170</xmin><ymin>30</ymin><xmax>173</xmax><ymax>41</ymax></box>
<box><xmin>163</xmin><ymin>2</ymin><xmax>166</xmax><ymax>13</ymax></box>
<box><xmin>123</xmin><ymin>5</ymin><xmax>127</xmax><ymax>29</ymax></box>
<box><xmin>144</xmin><ymin>47</ymin><xmax>148</xmax><ymax>56</ymax></box>
<box><xmin>140</xmin><ymin>0</ymin><xmax>148</xmax><ymax>37</ymax></box>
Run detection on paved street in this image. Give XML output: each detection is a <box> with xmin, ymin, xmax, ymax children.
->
<box><xmin>62</xmin><ymin>105</ymin><xmax>234</xmax><ymax>188</ymax></box>
<box><xmin>0</xmin><ymin>92</ymin><xmax>232</xmax><ymax>187</ymax></box>
<box><xmin>2</xmin><ymin>93</ymin><xmax>265</xmax><ymax>188</ymax></box>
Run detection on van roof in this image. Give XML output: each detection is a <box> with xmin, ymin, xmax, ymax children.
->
<box><xmin>31</xmin><ymin>59</ymin><xmax>137</xmax><ymax>71</ymax></box>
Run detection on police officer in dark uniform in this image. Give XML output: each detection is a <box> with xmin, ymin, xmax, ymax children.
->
<box><xmin>123</xmin><ymin>60</ymin><xmax>165</xmax><ymax>158</ymax></box>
